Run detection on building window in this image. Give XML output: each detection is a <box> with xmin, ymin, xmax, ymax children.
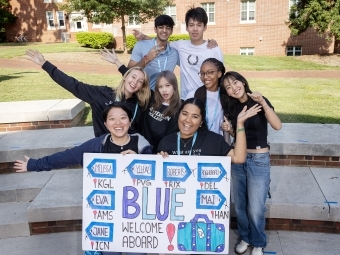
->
<box><xmin>57</xmin><ymin>11</ymin><xmax>65</xmax><ymax>28</ymax></box>
<box><xmin>164</xmin><ymin>5</ymin><xmax>176</xmax><ymax>21</ymax></box>
<box><xmin>241</xmin><ymin>1</ymin><xmax>255</xmax><ymax>23</ymax></box>
<box><xmin>289</xmin><ymin>0</ymin><xmax>298</xmax><ymax>17</ymax></box>
<box><xmin>128</xmin><ymin>15</ymin><xmax>140</xmax><ymax>27</ymax></box>
<box><xmin>201</xmin><ymin>3</ymin><xmax>215</xmax><ymax>23</ymax></box>
<box><xmin>46</xmin><ymin>11</ymin><xmax>55</xmax><ymax>29</ymax></box>
<box><xmin>240</xmin><ymin>47</ymin><xmax>255</xmax><ymax>55</ymax></box>
<box><xmin>286</xmin><ymin>46</ymin><xmax>302</xmax><ymax>56</ymax></box>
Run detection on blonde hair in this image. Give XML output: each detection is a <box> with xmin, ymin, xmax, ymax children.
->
<box><xmin>115</xmin><ymin>66</ymin><xmax>151</xmax><ymax>108</ymax></box>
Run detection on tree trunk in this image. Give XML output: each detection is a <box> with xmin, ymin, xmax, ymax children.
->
<box><xmin>121</xmin><ymin>14</ymin><xmax>127</xmax><ymax>53</ymax></box>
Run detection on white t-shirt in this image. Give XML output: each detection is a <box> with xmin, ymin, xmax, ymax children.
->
<box><xmin>170</xmin><ymin>40</ymin><xmax>224</xmax><ymax>99</ymax></box>
<box><xmin>186</xmin><ymin>89</ymin><xmax>224</xmax><ymax>135</ymax></box>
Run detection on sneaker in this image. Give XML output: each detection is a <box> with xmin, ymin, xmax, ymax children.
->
<box><xmin>252</xmin><ymin>247</ymin><xmax>263</xmax><ymax>255</ymax></box>
<box><xmin>235</xmin><ymin>240</ymin><xmax>249</xmax><ymax>254</ymax></box>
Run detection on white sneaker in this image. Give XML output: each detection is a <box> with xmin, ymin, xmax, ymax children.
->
<box><xmin>252</xmin><ymin>247</ymin><xmax>264</xmax><ymax>255</ymax></box>
<box><xmin>235</xmin><ymin>240</ymin><xmax>249</xmax><ymax>254</ymax></box>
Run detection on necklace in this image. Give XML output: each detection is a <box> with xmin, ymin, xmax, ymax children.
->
<box><xmin>177</xmin><ymin>132</ymin><xmax>197</xmax><ymax>156</ymax></box>
<box><xmin>110</xmin><ymin>136</ymin><xmax>130</xmax><ymax>150</ymax></box>
<box><xmin>181</xmin><ymin>137</ymin><xmax>193</xmax><ymax>147</ymax></box>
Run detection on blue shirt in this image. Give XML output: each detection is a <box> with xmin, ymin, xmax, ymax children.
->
<box><xmin>130</xmin><ymin>38</ymin><xmax>179</xmax><ymax>90</ymax></box>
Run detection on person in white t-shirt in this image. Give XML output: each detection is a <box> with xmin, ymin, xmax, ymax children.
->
<box><xmin>171</xmin><ymin>7</ymin><xmax>224</xmax><ymax>99</ymax></box>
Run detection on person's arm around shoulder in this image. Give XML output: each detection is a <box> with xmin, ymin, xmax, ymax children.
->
<box><xmin>248</xmin><ymin>92</ymin><xmax>282</xmax><ymax>130</ymax></box>
<box><xmin>227</xmin><ymin>104</ymin><xmax>262</xmax><ymax>163</ymax></box>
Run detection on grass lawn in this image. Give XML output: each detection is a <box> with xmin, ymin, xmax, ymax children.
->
<box><xmin>1</xmin><ymin>67</ymin><xmax>339</xmax><ymax>124</ymax></box>
<box><xmin>0</xmin><ymin>42</ymin><xmax>99</xmax><ymax>59</ymax></box>
<box><xmin>225</xmin><ymin>55</ymin><xmax>340</xmax><ymax>71</ymax></box>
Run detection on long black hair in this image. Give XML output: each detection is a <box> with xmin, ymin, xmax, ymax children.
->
<box><xmin>220</xmin><ymin>71</ymin><xmax>255</xmax><ymax>129</ymax></box>
<box><xmin>179</xmin><ymin>98</ymin><xmax>208</xmax><ymax>132</ymax></box>
<box><xmin>194</xmin><ymin>58</ymin><xmax>226</xmax><ymax>105</ymax></box>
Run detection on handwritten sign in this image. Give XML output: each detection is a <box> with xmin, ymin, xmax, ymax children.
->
<box><xmin>82</xmin><ymin>154</ymin><xmax>231</xmax><ymax>254</ymax></box>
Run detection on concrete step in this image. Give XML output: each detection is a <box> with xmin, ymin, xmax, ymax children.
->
<box><xmin>0</xmin><ymin>201</ymin><xmax>30</xmax><ymax>238</ymax></box>
<box><xmin>1</xmin><ymin>230</ymin><xmax>340</xmax><ymax>255</ymax></box>
<box><xmin>0</xmin><ymin>171</ymin><xmax>56</xmax><ymax>203</ymax></box>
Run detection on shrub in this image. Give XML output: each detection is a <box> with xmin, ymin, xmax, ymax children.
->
<box><xmin>126</xmin><ymin>34</ymin><xmax>190</xmax><ymax>51</ymax></box>
<box><xmin>76</xmin><ymin>32</ymin><xmax>114</xmax><ymax>49</ymax></box>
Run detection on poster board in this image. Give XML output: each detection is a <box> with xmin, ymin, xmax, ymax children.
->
<box><xmin>82</xmin><ymin>153</ymin><xmax>231</xmax><ymax>254</ymax></box>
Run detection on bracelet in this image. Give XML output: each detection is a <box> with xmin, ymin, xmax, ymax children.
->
<box><xmin>143</xmin><ymin>55</ymin><xmax>149</xmax><ymax>61</ymax></box>
<box><xmin>237</xmin><ymin>127</ymin><xmax>245</xmax><ymax>132</ymax></box>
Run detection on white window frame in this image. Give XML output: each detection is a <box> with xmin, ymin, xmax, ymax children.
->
<box><xmin>164</xmin><ymin>5</ymin><xmax>176</xmax><ymax>22</ymax></box>
<box><xmin>289</xmin><ymin>0</ymin><xmax>299</xmax><ymax>17</ymax></box>
<box><xmin>201</xmin><ymin>3</ymin><xmax>215</xmax><ymax>24</ymax></box>
<box><xmin>240</xmin><ymin>0</ymin><xmax>256</xmax><ymax>24</ymax></box>
<box><xmin>240</xmin><ymin>47</ymin><xmax>255</xmax><ymax>55</ymax></box>
<box><xmin>56</xmin><ymin>11</ymin><xmax>66</xmax><ymax>29</ymax></box>
<box><xmin>92</xmin><ymin>12</ymin><xmax>101</xmax><ymax>28</ymax></box>
<box><xmin>128</xmin><ymin>15</ymin><xmax>140</xmax><ymax>27</ymax></box>
<box><xmin>46</xmin><ymin>11</ymin><xmax>55</xmax><ymax>30</ymax></box>
<box><xmin>286</xmin><ymin>46</ymin><xmax>302</xmax><ymax>56</ymax></box>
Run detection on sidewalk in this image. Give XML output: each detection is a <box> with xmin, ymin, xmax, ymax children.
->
<box><xmin>1</xmin><ymin>57</ymin><xmax>340</xmax><ymax>78</ymax></box>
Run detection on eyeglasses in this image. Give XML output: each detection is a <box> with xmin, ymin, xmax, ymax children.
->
<box><xmin>198</xmin><ymin>70</ymin><xmax>218</xmax><ymax>78</ymax></box>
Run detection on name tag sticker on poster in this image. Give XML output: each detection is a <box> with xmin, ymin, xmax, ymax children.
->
<box><xmin>82</xmin><ymin>153</ymin><xmax>231</xmax><ymax>254</ymax></box>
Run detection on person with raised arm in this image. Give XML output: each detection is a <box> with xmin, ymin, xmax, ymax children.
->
<box><xmin>220</xmin><ymin>71</ymin><xmax>282</xmax><ymax>255</ymax></box>
<box><xmin>26</xmin><ymin>49</ymin><xmax>151</xmax><ymax>137</ymax></box>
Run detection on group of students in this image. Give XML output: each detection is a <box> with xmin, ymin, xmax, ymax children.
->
<box><xmin>14</xmin><ymin>7</ymin><xmax>282</xmax><ymax>255</ymax></box>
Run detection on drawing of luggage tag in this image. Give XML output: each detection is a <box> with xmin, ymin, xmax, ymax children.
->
<box><xmin>178</xmin><ymin>214</ymin><xmax>225</xmax><ymax>253</ymax></box>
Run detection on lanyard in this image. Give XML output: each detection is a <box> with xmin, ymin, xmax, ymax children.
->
<box><xmin>131</xmin><ymin>102</ymin><xmax>138</xmax><ymax>122</ymax></box>
<box><xmin>206</xmin><ymin>88</ymin><xmax>220</xmax><ymax>130</ymax></box>
<box><xmin>177</xmin><ymin>132</ymin><xmax>197</xmax><ymax>156</ymax></box>
<box><xmin>114</xmin><ymin>98</ymin><xmax>138</xmax><ymax>122</ymax></box>
<box><xmin>155</xmin><ymin>41</ymin><xmax>168</xmax><ymax>72</ymax></box>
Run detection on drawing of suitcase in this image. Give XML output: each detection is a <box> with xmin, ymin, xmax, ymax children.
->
<box><xmin>177</xmin><ymin>214</ymin><xmax>225</xmax><ymax>253</ymax></box>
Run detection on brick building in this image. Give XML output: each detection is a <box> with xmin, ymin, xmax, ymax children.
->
<box><xmin>5</xmin><ymin>0</ymin><xmax>337</xmax><ymax>56</ymax></box>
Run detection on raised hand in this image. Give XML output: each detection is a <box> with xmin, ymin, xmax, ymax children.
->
<box><xmin>14</xmin><ymin>156</ymin><xmax>30</xmax><ymax>173</ymax></box>
<box><xmin>26</xmin><ymin>49</ymin><xmax>46</xmax><ymax>66</ymax></box>
<box><xmin>247</xmin><ymin>92</ymin><xmax>265</xmax><ymax>105</ymax></box>
<box><xmin>237</xmin><ymin>104</ymin><xmax>262</xmax><ymax>124</ymax></box>
<box><xmin>221</xmin><ymin>116</ymin><xmax>233</xmax><ymax>132</ymax></box>
<box><xmin>99</xmin><ymin>47</ymin><xmax>122</xmax><ymax>67</ymax></box>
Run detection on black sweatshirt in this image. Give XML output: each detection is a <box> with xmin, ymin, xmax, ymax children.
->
<box><xmin>42</xmin><ymin>62</ymin><xmax>141</xmax><ymax>137</ymax></box>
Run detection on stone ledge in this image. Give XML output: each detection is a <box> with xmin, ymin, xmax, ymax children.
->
<box><xmin>0</xmin><ymin>99</ymin><xmax>85</xmax><ymax>125</ymax></box>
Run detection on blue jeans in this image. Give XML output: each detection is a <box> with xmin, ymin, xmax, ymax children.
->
<box><xmin>231</xmin><ymin>152</ymin><xmax>270</xmax><ymax>248</ymax></box>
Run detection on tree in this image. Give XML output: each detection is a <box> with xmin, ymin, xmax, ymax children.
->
<box><xmin>59</xmin><ymin>0</ymin><xmax>173</xmax><ymax>51</ymax></box>
<box><xmin>0</xmin><ymin>0</ymin><xmax>17</xmax><ymax>30</ymax></box>
<box><xmin>288</xmin><ymin>0</ymin><xmax>340</xmax><ymax>52</ymax></box>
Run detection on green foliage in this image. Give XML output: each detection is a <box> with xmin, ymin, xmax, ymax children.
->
<box><xmin>169</xmin><ymin>34</ymin><xmax>190</xmax><ymax>41</ymax></box>
<box><xmin>126</xmin><ymin>34</ymin><xmax>190</xmax><ymax>51</ymax></box>
<box><xmin>75</xmin><ymin>32</ymin><xmax>114</xmax><ymax>49</ymax></box>
<box><xmin>0</xmin><ymin>0</ymin><xmax>17</xmax><ymax>29</ymax></box>
<box><xmin>126</xmin><ymin>35</ymin><xmax>137</xmax><ymax>51</ymax></box>
<box><xmin>288</xmin><ymin>0</ymin><xmax>340</xmax><ymax>41</ymax></box>
<box><xmin>60</xmin><ymin>0</ymin><xmax>173</xmax><ymax>50</ymax></box>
